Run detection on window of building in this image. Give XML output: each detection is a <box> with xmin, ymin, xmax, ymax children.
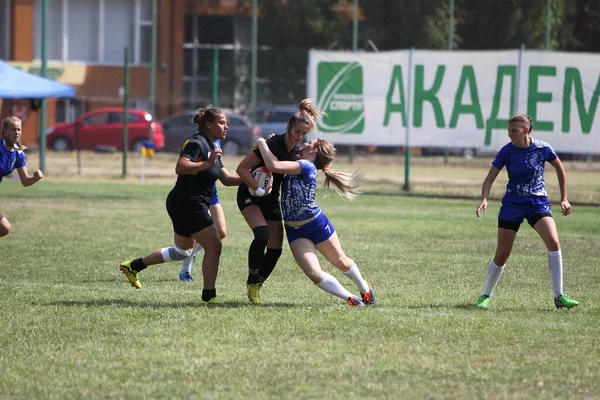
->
<box><xmin>67</xmin><ymin>0</ymin><xmax>100</xmax><ymax>62</ymax></box>
<box><xmin>1</xmin><ymin>0</ymin><xmax>11</xmax><ymax>59</ymax></box>
<box><xmin>103</xmin><ymin>0</ymin><xmax>135</xmax><ymax>63</ymax></box>
<box><xmin>136</xmin><ymin>0</ymin><xmax>152</xmax><ymax>64</ymax></box>
<box><xmin>34</xmin><ymin>0</ymin><xmax>151</xmax><ymax>65</ymax></box>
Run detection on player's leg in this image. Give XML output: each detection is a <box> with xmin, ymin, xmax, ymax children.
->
<box><xmin>191</xmin><ymin>224</ymin><xmax>222</xmax><ymax>303</ymax></box>
<box><xmin>259</xmin><ymin>219</ymin><xmax>284</xmax><ymax>283</ymax></box>
<box><xmin>477</xmin><ymin>222</ymin><xmax>518</xmax><ymax>308</ymax></box>
<box><xmin>120</xmin><ymin>233</ymin><xmax>194</xmax><ymax>289</ymax></box>
<box><xmin>290</xmin><ymin>238</ymin><xmax>362</xmax><ymax>306</ymax></box>
<box><xmin>121</xmin><ymin>189</ymin><xmax>200</xmax><ymax>289</ymax></box>
<box><xmin>179</xmin><ymin>190</ymin><xmax>225</xmax><ymax>282</ymax></box>
<box><xmin>241</xmin><ymin>205</ymin><xmax>269</xmax><ymax>304</ymax></box>
<box><xmin>317</xmin><ymin>231</ymin><xmax>374</xmax><ymax>304</ymax></box>
<box><xmin>179</xmin><ymin>242</ymin><xmax>200</xmax><ymax>282</ymax></box>
<box><xmin>0</xmin><ymin>213</ymin><xmax>11</xmax><ymax>237</ymax></box>
<box><xmin>211</xmin><ymin>203</ymin><xmax>227</xmax><ymax>240</ymax></box>
<box><xmin>531</xmin><ymin>215</ymin><xmax>578</xmax><ymax>309</ymax></box>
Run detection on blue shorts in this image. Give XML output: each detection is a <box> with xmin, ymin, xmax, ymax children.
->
<box><xmin>210</xmin><ymin>185</ymin><xmax>219</xmax><ymax>206</ymax></box>
<box><xmin>285</xmin><ymin>213</ymin><xmax>335</xmax><ymax>245</ymax></box>
<box><xmin>498</xmin><ymin>203</ymin><xmax>552</xmax><ymax>231</ymax></box>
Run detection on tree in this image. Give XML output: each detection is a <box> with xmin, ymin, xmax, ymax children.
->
<box><xmin>568</xmin><ymin>0</ymin><xmax>600</xmax><ymax>52</ymax></box>
<box><xmin>453</xmin><ymin>0</ymin><xmax>588</xmax><ymax>51</ymax></box>
<box><xmin>360</xmin><ymin>0</ymin><xmax>451</xmax><ymax>50</ymax></box>
<box><xmin>257</xmin><ymin>0</ymin><xmax>351</xmax><ymax>104</ymax></box>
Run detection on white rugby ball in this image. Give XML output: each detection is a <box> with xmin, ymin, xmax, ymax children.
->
<box><xmin>249</xmin><ymin>166</ymin><xmax>273</xmax><ymax>196</ymax></box>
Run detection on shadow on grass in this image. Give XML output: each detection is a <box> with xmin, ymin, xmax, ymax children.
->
<box><xmin>412</xmin><ymin>303</ymin><xmax>560</xmax><ymax>313</ymax></box>
<box><xmin>42</xmin><ymin>299</ymin><xmax>302</xmax><ymax>309</ymax></box>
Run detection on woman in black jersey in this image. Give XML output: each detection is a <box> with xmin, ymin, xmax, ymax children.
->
<box><xmin>236</xmin><ymin>99</ymin><xmax>319</xmax><ymax>305</ymax></box>
<box><xmin>119</xmin><ymin>108</ymin><xmax>240</xmax><ymax>303</ymax></box>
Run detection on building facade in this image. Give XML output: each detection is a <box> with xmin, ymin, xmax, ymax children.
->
<box><xmin>1</xmin><ymin>0</ymin><xmax>256</xmax><ymax>146</ymax></box>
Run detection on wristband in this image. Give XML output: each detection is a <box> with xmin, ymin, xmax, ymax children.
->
<box><xmin>254</xmin><ymin>187</ymin><xmax>266</xmax><ymax>197</ymax></box>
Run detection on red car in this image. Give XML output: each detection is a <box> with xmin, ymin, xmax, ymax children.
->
<box><xmin>46</xmin><ymin>108</ymin><xmax>165</xmax><ymax>152</ymax></box>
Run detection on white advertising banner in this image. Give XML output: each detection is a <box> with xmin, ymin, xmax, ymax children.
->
<box><xmin>307</xmin><ymin>49</ymin><xmax>600</xmax><ymax>154</ymax></box>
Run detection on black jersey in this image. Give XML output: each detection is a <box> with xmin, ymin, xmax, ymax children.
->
<box><xmin>174</xmin><ymin>132</ymin><xmax>223</xmax><ymax>205</ymax></box>
<box><xmin>242</xmin><ymin>134</ymin><xmax>299</xmax><ymax>201</ymax></box>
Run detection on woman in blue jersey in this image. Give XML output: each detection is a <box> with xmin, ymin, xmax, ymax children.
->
<box><xmin>235</xmin><ymin>100</ymin><xmax>311</xmax><ymax>305</ymax></box>
<box><xmin>1</xmin><ymin>116</ymin><xmax>43</xmax><ymax>237</ymax></box>
<box><xmin>255</xmin><ymin>136</ymin><xmax>375</xmax><ymax>307</ymax></box>
<box><xmin>119</xmin><ymin>108</ymin><xmax>240</xmax><ymax>303</ymax></box>
<box><xmin>475</xmin><ymin>114</ymin><xmax>578</xmax><ymax>310</ymax></box>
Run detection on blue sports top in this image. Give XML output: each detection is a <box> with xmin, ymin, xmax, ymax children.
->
<box><xmin>492</xmin><ymin>138</ymin><xmax>557</xmax><ymax>206</ymax></box>
<box><xmin>0</xmin><ymin>139</ymin><xmax>26</xmax><ymax>183</ymax></box>
<box><xmin>281</xmin><ymin>159</ymin><xmax>321</xmax><ymax>222</ymax></box>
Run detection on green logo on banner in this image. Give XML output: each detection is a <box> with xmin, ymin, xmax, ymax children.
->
<box><xmin>316</xmin><ymin>62</ymin><xmax>365</xmax><ymax>134</ymax></box>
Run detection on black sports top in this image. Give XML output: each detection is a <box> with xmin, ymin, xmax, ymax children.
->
<box><xmin>175</xmin><ymin>132</ymin><xmax>223</xmax><ymax>204</ymax></box>
<box><xmin>241</xmin><ymin>134</ymin><xmax>299</xmax><ymax>201</ymax></box>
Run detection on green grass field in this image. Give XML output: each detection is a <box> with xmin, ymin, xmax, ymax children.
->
<box><xmin>1</xmin><ymin>153</ymin><xmax>599</xmax><ymax>399</ymax></box>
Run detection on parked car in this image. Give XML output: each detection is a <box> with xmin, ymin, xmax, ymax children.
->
<box><xmin>252</xmin><ymin>105</ymin><xmax>315</xmax><ymax>142</ymax></box>
<box><xmin>46</xmin><ymin>108</ymin><xmax>164</xmax><ymax>152</ymax></box>
<box><xmin>161</xmin><ymin>112</ymin><xmax>260</xmax><ymax>155</ymax></box>
<box><xmin>252</xmin><ymin>105</ymin><xmax>297</xmax><ymax>137</ymax></box>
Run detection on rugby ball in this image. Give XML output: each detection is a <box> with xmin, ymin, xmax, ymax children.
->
<box><xmin>249</xmin><ymin>166</ymin><xmax>273</xmax><ymax>196</ymax></box>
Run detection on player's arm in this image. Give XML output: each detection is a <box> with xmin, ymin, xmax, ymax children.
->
<box><xmin>549</xmin><ymin>157</ymin><xmax>571</xmax><ymax>216</ymax></box>
<box><xmin>16</xmin><ymin>166</ymin><xmax>43</xmax><ymax>187</ymax></box>
<box><xmin>175</xmin><ymin>142</ymin><xmax>221</xmax><ymax>175</ymax></box>
<box><xmin>236</xmin><ymin>150</ymin><xmax>261</xmax><ymax>190</ymax></box>
<box><xmin>256</xmin><ymin>138</ymin><xmax>301</xmax><ymax>175</ymax></box>
<box><xmin>476</xmin><ymin>166</ymin><xmax>500</xmax><ymax>217</ymax></box>
<box><xmin>219</xmin><ymin>167</ymin><xmax>242</xmax><ymax>186</ymax></box>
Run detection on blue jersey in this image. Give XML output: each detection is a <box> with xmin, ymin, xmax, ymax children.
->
<box><xmin>0</xmin><ymin>139</ymin><xmax>26</xmax><ymax>183</ymax></box>
<box><xmin>281</xmin><ymin>160</ymin><xmax>321</xmax><ymax>222</ymax></box>
<box><xmin>492</xmin><ymin>138</ymin><xmax>557</xmax><ymax>206</ymax></box>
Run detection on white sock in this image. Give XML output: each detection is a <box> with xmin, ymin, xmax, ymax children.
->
<box><xmin>316</xmin><ymin>273</ymin><xmax>355</xmax><ymax>301</ymax></box>
<box><xmin>548</xmin><ymin>249</ymin><xmax>563</xmax><ymax>298</ymax></box>
<box><xmin>342</xmin><ymin>261</ymin><xmax>370</xmax><ymax>293</ymax></box>
<box><xmin>483</xmin><ymin>259</ymin><xmax>504</xmax><ymax>297</ymax></box>
<box><xmin>180</xmin><ymin>243</ymin><xmax>202</xmax><ymax>274</ymax></box>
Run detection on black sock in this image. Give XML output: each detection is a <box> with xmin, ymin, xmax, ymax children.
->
<box><xmin>258</xmin><ymin>248</ymin><xmax>282</xmax><ymax>284</ymax></box>
<box><xmin>130</xmin><ymin>257</ymin><xmax>147</xmax><ymax>272</ymax></box>
<box><xmin>202</xmin><ymin>288</ymin><xmax>217</xmax><ymax>302</ymax></box>
<box><xmin>247</xmin><ymin>239</ymin><xmax>268</xmax><ymax>284</ymax></box>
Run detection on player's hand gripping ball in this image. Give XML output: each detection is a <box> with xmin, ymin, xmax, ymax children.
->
<box><xmin>249</xmin><ymin>166</ymin><xmax>273</xmax><ymax>197</ymax></box>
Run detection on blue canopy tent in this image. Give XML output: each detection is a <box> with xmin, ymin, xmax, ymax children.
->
<box><xmin>0</xmin><ymin>59</ymin><xmax>77</xmax><ymax>171</ymax></box>
<box><xmin>0</xmin><ymin>59</ymin><xmax>76</xmax><ymax>98</ymax></box>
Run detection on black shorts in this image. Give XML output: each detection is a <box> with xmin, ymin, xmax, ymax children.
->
<box><xmin>498</xmin><ymin>212</ymin><xmax>552</xmax><ymax>232</ymax></box>
<box><xmin>166</xmin><ymin>188</ymin><xmax>214</xmax><ymax>237</ymax></box>
<box><xmin>236</xmin><ymin>185</ymin><xmax>282</xmax><ymax>221</ymax></box>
